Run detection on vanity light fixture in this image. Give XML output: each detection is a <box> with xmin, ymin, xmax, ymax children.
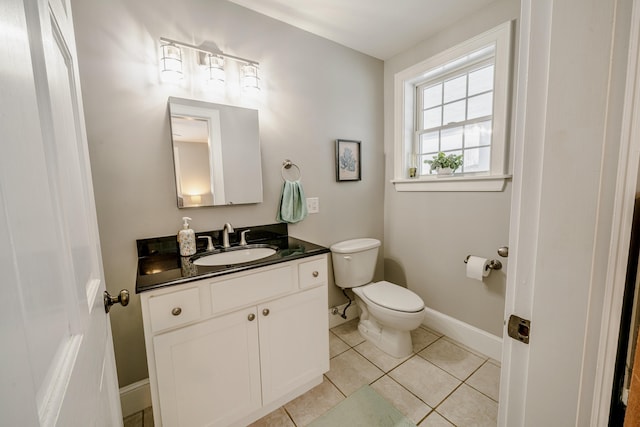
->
<box><xmin>160</xmin><ymin>42</ymin><xmax>183</xmax><ymax>82</ymax></box>
<box><xmin>159</xmin><ymin>37</ymin><xmax>259</xmax><ymax>91</ymax></box>
<box><xmin>241</xmin><ymin>63</ymin><xmax>260</xmax><ymax>92</ymax></box>
<box><xmin>207</xmin><ymin>54</ymin><xmax>225</xmax><ymax>84</ymax></box>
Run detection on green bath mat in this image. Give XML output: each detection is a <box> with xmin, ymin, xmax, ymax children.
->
<box><xmin>308</xmin><ymin>385</ymin><xmax>416</xmax><ymax>427</ymax></box>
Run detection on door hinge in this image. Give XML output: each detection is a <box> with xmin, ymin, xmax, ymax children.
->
<box><xmin>507</xmin><ymin>315</ymin><xmax>531</xmax><ymax>344</ymax></box>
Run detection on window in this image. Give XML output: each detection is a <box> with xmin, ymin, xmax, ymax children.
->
<box><xmin>393</xmin><ymin>22</ymin><xmax>513</xmax><ymax>191</ymax></box>
<box><xmin>418</xmin><ymin>56</ymin><xmax>494</xmax><ymax>175</ymax></box>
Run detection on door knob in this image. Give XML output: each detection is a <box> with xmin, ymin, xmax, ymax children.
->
<box><xmin>104</xmin><ymin>289</ymin><xmax>130</xmax><ymax>313</ymax></box>
<box><xmin>262</xmin><ymin>308</ymin><xmax>270</xmax><ymax>316</ymax></box>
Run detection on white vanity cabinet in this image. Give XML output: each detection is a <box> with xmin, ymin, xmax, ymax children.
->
<box><xmin>140</xmin><ymin>254</ymin><xmax>329</xmax><ymax>427</ymax></box>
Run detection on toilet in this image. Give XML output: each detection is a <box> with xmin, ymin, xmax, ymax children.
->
<box><xmin>330</xmin><ymin>238</ymin><xmax>425</xmax><ymax>358</ymax></box>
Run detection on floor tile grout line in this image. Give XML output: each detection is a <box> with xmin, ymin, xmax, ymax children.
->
<box><xmin>330</xmin><ymin>347</ymin><xmax>350</xmax><ymax>359</ymax></box>
<box><xmin>383</xmin><ymin>371</ymin><xmax>436</xmax><ymax>413</ymax></box>
<box><xmin>351</xmin><ymin>345</ymin><xmax>410</xmax><ymax>374</ymax></box>
<box><xmin>402</xmin><ymin>339</ymin><xmax>497</xmax><ymax>424</ymax></box>
<box><xmin>282</xmin><ymin>405</ymin><xmax>298</xmax><ymax>427</ymax></box>
<box><xmin>415</xmin><ymin>408</ymin><xmax>457</xmax><ymax>427</ymax></box>
<box><xmin>322</xmin><ymin>373</ymin><xmax>347</xmax><ymax>399</ymax></box>
<box><xmin>413</xmin><ymin>353</ymin><xmax>500</xmax><ymax>406</ymax></box>
<box><xmin>430</xmin><ymin>380</ymin><xmax>498</xmax><ymax>426</ymax></box>
<box><xmin>329</xmin><ymin>330</ymin><xmax>352</xmax><ymax>352</ymax></box>
<box><xmin>458</xmin><ymin>358</ymin><xmax>500</xmax><ymax>402</ymax></box>
<box><xmin>429</xmin><ymin>408</ymin><xmax>459</xmax><ymax>427</ymax></box>
<box><xmin>428</xmin><ymin>381</ymin><xmax>467</xmax><ymax>424</ymax></box>
<box><xmin>416</xmin><ymin>338</ymin><xmax>489</xmax><ymax>382</ymax></box>
<box><xmin>463</xmin><ymin>381</ymin><xmax>499</xmax><ymax>404</ymax></box>
<box><xmin>412</xmin><ymin>351</ymin><xmax>468</xmax><ymax>383</ymax></box>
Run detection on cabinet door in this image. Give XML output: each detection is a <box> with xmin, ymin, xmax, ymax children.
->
<box><xmin>258</xmin><ymin>286</ymin><xmax>329</xmax><ymax>404</ymax></box>
<box><xmin>154</xmin><ymin>308</ymin><xmax>261</xmax><ymax>427</ymax></box>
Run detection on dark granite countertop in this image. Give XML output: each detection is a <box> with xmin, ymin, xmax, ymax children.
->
<box><xmin>135</xmin><ymin>223</ymin><xmax>329</xmax><ymax>293</ymax></box>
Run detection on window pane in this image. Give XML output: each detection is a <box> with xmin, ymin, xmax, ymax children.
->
<box><xmin>463</xmin><ymin>146</ymin><xmax>491</xmax><ymax>172</ymax></box>
<box><xmin>464</xmin><ymin>120</ymin><xmax>492</xmax><ymax>147</ymax></box>
<box><xmin>420</xmin><ymin>131</ymin><xmax>439</xmax><ymax>153</ymax></box>
<box><xmin>423</xmin><ymin>107</ymin><xmax>442</xmax><ymax>129</ymax></box>
<box><xmin>443</xmin><ymin>100</ymin><xmax>466</xmax><ymax>125</ymax></box>
<box><xmin>444</xmin><ymin>75</ymin><xmax>467</xmax><ymax>103</ymax></box>
<box><xmin>468</xmin><ymin>65</ymin><xmax>494</xmax><ymax>96</ymax></box>
<box><xmin>441</xmin><ymin>127</ymin><xmax>463</xmax><ymax>151</ymax></box>
<box><xmin>467</xmin><ymin>92</ymin><xmax>493</xmax><ymax>119</ymax></box>
<box><xmin>420</xmin><ymin>156</ymin><xmax>432</xmax><ymax>175</ymax></box>
<box><xmin>423</xmin><ymin>83</ymin><xmax>442</xmax><ymax>109</ymax></box>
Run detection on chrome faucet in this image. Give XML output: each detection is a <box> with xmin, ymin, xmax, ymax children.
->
<box><xmin>240</xmin><ymin>229</ymin><xmax>250</xmax><ymax>246</ymax></box>
<box><xmin>222</xmin><ymin>223</ymin><xmax>235</xmax><ymax>248</ymax></box>
<box><xmin>198</xmin><ymin>235</ymin><xmax>214</xmax><ymax>252</ymax></box>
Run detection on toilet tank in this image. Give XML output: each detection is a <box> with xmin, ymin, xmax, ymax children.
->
<box><xmin>330</xmin><ymin>238</ymin><xmax>381</xmax><ymax>288</ymax></box>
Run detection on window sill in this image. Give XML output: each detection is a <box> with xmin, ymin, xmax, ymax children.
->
<box><xmin>391</xmin><ymin>174</ymin><xmax>512</xmax><ymax>192</ymax></box>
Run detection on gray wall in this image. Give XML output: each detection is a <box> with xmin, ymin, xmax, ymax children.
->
<box><xmin>383</xmin><ymin>0</ymin><xmax>520</xmax><ymax>337</ymax></box>
<box><xmin>71</xmin><ymin>0</ymin><xmax>384</xmax><ymax>387</ymax></box>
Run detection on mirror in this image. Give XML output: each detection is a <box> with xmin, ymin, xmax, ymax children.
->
<box><xmin>168</xmin><ymin>97</ymin><xmax>263</xmax><ymax>207</ymax></box>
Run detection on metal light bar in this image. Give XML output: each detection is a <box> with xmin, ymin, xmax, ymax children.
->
<box><xmin>159</xmin><ymin>37</ymin><xmax>259</xmax><ymax>66</ymax></box>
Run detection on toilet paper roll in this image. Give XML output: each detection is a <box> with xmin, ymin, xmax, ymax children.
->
<box><xmin>466</xmin><ymin>256</ymin><xmax>490</xmax><ymax>281</ymax></box>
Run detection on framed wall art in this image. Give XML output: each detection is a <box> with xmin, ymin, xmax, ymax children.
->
<box><xmin>335</xmin><ymin>139</ymin><xmax>361</xmax><ymax>182</ymax></box>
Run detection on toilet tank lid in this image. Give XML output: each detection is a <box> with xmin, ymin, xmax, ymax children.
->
<box><xmin>330</xmin><ymin>238</ymin><xmax>381</xmax><ymax>253</ymax></box>
<box><xmin>362</xmin><ymin>281</ymin><xmax>425</xmax><ymax>313</ymax></box>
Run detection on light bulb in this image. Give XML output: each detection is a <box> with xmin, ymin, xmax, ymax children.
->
<box><xmin>241</xmin><ymin>63</ymin><xmax>260</xmax><ymax>92</ymax></box>
<box><xmin>160</xmin><ymin>44</ymin><xmax>183</xmax><ymax>82</ymax></box>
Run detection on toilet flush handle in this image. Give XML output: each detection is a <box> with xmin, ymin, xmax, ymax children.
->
<box><xmin>344</xmin><ymin>256</ymin><xmax>352</xmax><ymax>261</ymax></box>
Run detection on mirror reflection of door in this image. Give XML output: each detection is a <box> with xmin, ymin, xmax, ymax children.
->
<box><xmin>171</xmin><ymin>116</ymin><xmax>216</xmax><ymax>207</ymax></box>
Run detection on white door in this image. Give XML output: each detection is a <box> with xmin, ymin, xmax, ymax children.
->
<box><xmin>500</xmin><ymin>0</ymin><xmax>629</xmax><ymax>425</ymax></box>
<box><xmin>0</xmin><ymin>0</ymin><xmax>122</xmax><ymax>425</ymax></box>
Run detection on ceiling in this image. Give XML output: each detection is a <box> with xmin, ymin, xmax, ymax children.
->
<box><xmin>227</xmin><ymin>0</ymin><xmax>497</xmax><ymax>60</ymax></box>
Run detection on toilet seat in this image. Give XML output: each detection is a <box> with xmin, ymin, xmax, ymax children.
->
<box><xmin>361</xmin><ymin>281</ymin><xmax>424</xmax><ymax>313</ymax></box>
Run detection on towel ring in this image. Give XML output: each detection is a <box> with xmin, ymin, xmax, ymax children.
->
<box><xmin>281</xmin><ymin>159</ymin><xmax>301</xmax><ymax>181</ymax></box>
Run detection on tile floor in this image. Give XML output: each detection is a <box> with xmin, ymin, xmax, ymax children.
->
<box><xmin>124</xmin><ymin>319</ymin><xmax>500</xmax><ymax>427</ymax></box>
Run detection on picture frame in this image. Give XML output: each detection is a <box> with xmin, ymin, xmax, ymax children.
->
<box><xmin>335</xmin><ymin>139</ymin><xmax>361</xmax><ymax>181</ymax></box>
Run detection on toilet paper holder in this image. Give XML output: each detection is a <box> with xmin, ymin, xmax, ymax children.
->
<box><xmin>464</xmin><ymin>255</ymin><xmax>503</xmax><ymax>271</ymax></box>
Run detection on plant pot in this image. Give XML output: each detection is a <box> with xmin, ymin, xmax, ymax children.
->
<box><xmin>436</xmin><ymin>167</ymin><xmax>453</xmax><ymax>177</ymax></box>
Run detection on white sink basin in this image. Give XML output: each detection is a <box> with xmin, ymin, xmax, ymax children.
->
<box><xmin>192</xmin><ymin>245</ymin><xmax>277</xmax><ymax>266</ymax></box>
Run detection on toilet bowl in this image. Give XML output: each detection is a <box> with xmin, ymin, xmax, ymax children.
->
<box><xmin>330</xmin><ymin>239</ymin><xmax>425</xmax><ymax>358</ymax></box>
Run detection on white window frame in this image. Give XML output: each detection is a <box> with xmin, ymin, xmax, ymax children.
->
<box><xmin>392</xmin><ymin>21</ymin><xmax>513</xmax><ymax>192</ymax></box>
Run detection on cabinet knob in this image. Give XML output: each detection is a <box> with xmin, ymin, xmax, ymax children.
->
<box><xmin>171</xmin><ymin>307</ymin><xmax>182</xmax><ymax>316</ymax></box>
<box><xmin>248</xmin><ymin>313</ymin><xmax>256</xmax><ymax>321</ymax></box>
<box><xmin>312</xmin><ymin>271</ymin><xmax>319</xmax><ymax>277</ymax></box>
<box><xmin>262</xmin><ymin>308</ymin><xmax>270</xmax><ymax>316</ymax></box>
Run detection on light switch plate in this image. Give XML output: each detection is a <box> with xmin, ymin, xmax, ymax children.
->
<box><xmin>306</xmin><ymin>197</ymin><xmax>319</xmax><ymax>214</ymax></box>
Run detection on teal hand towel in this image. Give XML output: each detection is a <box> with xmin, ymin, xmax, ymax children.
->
<box><xmin>276</xmin><ymin>180</ymin><xmax>308</xmax><ymax>223</ymax></box>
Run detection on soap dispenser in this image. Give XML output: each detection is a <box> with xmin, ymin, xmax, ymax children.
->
<box><xmin>177</xmin><ymin>217</ymin><xmax>196</xmax><ymax>256</ymax></box>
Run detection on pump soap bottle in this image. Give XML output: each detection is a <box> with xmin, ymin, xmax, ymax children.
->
<box><xmin>178</xmin><ymin>217</ymin><xmax>196</xmax><ymax>256</ymax></box>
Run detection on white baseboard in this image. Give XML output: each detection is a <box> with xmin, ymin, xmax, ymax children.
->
<box><xmin>328</xmin><ymin>301</ymin><xmax>360</xmax><ymax>329</ymax></box>
<box><xmin>422</xmin><ymin>306</ymin><xmax>503</xmax><ymax>361</ymax></box>
<box><xmin>120</xmin><ymin>378</ymin><xmax>152</xmax><ymax>418</ymax></box>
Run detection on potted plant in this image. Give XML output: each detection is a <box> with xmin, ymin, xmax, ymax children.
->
<box><xmin>425</xmin><ymin>152</ymin><xmax>463</xmax><ymax>176</ymax></box>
